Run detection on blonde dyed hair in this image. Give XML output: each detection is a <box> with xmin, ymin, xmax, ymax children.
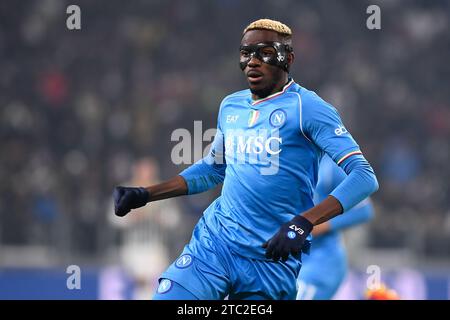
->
<box><xmin>243</xmin><ymin>18</ymin><xmax>292</xmax><ymax>36</ymax></box>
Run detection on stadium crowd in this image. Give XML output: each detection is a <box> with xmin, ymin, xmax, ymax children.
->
<box><xmin>0</xmin><ymin>0</ymin><xmax>448</xmax><ymax>266</ymax></box>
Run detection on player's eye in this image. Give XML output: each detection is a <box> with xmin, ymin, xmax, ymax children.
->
<box><xmin>240</xmin><ymin>50</ymin><xmax>250</xmax><ymax>58</ymax></box>
<box><xmin>261</xmin><ymin>48</ymin><xmax>276</xmax><ymax>57</ymax></box>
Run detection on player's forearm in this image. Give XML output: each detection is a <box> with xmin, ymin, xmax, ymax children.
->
<box><xmin>302</xmin><ymin>195</ymin><xmax>343</xmax><ymax>225</ymax></box>
<box><xmin>146</xmin><ymin>175</ymin><xmax>188</xmax><ymax>202</ymax></box>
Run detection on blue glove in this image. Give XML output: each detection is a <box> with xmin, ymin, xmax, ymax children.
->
<box><xmin>113</xmin><ymin>186</ymin><xmax>150</xmax><ymax>217</ymax></box>
<box><xmin>262</xmin><ymin>215</ymin><xmax>313</xmax><ymax>261</ymax></box>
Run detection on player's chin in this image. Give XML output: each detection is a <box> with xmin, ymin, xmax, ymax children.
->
<box><xmin>247</xmin><ymin>78</ymin><xmax>266</xmax><ymax>92</ymax></box>
<box><xmin>248</xmin><ymin>82</ymin><xmax>273</xmax><ymax>98</ymax></box>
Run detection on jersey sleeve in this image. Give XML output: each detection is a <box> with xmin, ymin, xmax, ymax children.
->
<box><xmin>317</xmin><ymin>156</ymin><xmax>375</xmax><ymax>230</ymax></box>
<box><xmin>179</xmin><ymin>100</ymin><xmax>227</xmax><ymax>195</ymax></box>
<box><xmin>300</xmin><ymin>91</ymin><xmax>362</xmax><ymax>165</ymax></box>
<box><xmin>301</xmin><ymin>90</ymin><xmax>378</xmax><ymax>211</ymax></box>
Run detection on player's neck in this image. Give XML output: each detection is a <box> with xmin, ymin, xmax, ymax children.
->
<box><xmin>251</xmin><ymin>76</ymin><xmax>290</xmax><ymax>101</ymax></box>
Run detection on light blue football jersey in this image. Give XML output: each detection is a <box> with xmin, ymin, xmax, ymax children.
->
<box><xmin>181</xmin><ymin>79</ymin><xmax>364</xmax><ymax>260</ymax></box>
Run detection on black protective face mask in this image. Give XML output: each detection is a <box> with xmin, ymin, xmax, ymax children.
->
<box><xmin>239</xmin><ymin>41</ymin><xmax>293</xmax><ymax>72</ymax></box>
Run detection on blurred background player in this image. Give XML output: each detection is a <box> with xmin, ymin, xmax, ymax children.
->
<box><xmin>296</xmin><ymin>154</ymin><xmax>374</xmax><ymax>300</ymax></box>
<box><xmin>109</xmin><ymin>157</ymin><xmax>185</xmax><ymax>299</ymax></box>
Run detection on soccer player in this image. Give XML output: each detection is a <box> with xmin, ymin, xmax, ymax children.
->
<box><xmin>296</xmin><ymin>154</ymin><xmax>375</xmax><ymax>300</ymax></box>
<box><xmin>113</xmin><ymin>19</ymin><xmax>379</xmax><ymax>300</ymax></box>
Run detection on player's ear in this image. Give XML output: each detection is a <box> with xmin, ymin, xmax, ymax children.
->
<box><xmin>288</xmin><ymin>51</ymin><xmax>295</xmax><ymax>66</ymax></box>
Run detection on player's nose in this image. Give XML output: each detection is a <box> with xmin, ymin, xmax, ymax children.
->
<box><xmin>247</xmin><ymin>55</ymin><xmax>262</xmax><ymax>67</ymax></box>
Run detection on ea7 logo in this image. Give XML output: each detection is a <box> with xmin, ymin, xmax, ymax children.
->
<box><xmin>335</xmin><ymin>125</ymin><xmax>348</xmax><ymax>136</ymax></box>
<box><xmin>289</xmin><ymin>225</ymin><xmax>304</xmax><ymax>235</ymax></box>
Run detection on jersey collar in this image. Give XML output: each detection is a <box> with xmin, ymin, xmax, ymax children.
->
<box><xmin>251</xmin><ymin>78</ymin><xmax>295</xmax><ymax>106</ymax></box>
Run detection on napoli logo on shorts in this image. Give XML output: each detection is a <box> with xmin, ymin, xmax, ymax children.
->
<box><xmin>269</xmin><ymin>109</ymin><xmax>287</xmax><ymax>128</ymax></box>
<box><xmin>175</xmin><ymin>254</ymin><xmax>193</xmax><ymax>269</ymax></box>
<box><xmin>157</xmin><ymin>279</ymin><xmax>172</xmax><ymax>294</ymax></box>
<box><xmin>287</xmin><ymin>231</ymin><xmax>297</xmax><ymax>239</ymax></box>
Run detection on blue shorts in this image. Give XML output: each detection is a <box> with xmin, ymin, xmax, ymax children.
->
<box><xmin>157</xmin><ymin>218</ymin><xmax>301</xmax><ymax>300</ymax></box>
<box><xmin>296</xmin><ymin>240</ymin><xmax>347</xmax><ymax>300</ymax></box>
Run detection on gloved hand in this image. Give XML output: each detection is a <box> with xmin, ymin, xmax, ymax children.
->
<box><xmin>113</xmin><ymin>186</ymin><xmax>150</xmax><ymax>217</ymax></box>
<box><xmin>262</xmin><ymin>215</ymin><xmax>313</xmax><ymax>261</ymax></box>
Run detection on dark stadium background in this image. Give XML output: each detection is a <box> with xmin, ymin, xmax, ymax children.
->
<box><xmin>0</xmin><ymin>0</ymin><xmax>449</xmax><ymax>299</ymax></box>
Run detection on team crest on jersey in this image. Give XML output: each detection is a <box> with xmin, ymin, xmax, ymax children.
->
<box><xmin>175</xmin><ymin>254</ymin><xmax>193</xmax><ymax>269</ymax></box>
<box><xmin>157</xmin><ymin>279</ymin><xmax>172</xmax><ymax>294</ymax></box>
<box><xmin>269</xmin><ymin>109</ymin><xmax>287</xmax><ymax>128</ymax></box>
<box><xmin>248</xmin><ymin>110</ymin><xmax>260</xmax><ymax>127</ymax></box>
